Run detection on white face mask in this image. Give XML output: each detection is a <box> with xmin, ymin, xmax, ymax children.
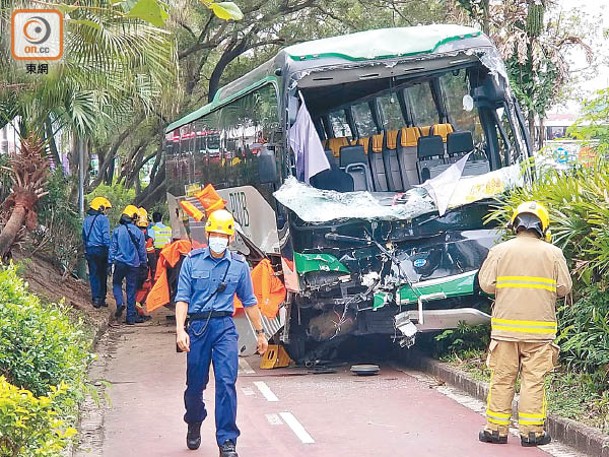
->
<box><xmin>208</xmin><ymin>236</ymin><xmax>229</xmax><ymax>254</ymax></box>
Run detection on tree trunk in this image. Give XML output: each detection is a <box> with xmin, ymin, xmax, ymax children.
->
<box><xmin>44</xmin><ymin>118</ymin><xmax>63</xmax><ymax>174</ymax></box>
<box><xmin>0</xmin><ymin>203</ymin><xmax>27</xmax><ymax>258</ymax></box>
<box><xmin>208</xmin><ymin>36</ymin><xmax>252</xmax><ymax>102</ymax></box>
<box><xmin>528</xmin><ymin>115</ymin><xmax>536</xmax><ymax>151</ymax></box>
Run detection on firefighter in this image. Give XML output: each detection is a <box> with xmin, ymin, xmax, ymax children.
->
<box><xmin>175</xmin><ymin>209</ymin><xmax>268</xmax><ymax>456</ymax></box>
<box><xmin>82</xmin><ymin>196</ymin><xmax>112</xmax><ymax>308</ymax></box>
<box><xmin>478</xmin><ymin>201</ymin><xmax>572</xmax><ymax>447</ymax></box>
<box><xmin>149</xmin><ymin>211</ymin><xmax>172</xmax><ymax>255</ymax></box>
<box><xmin>109</xmin><ymin>205</ymin><xmax>147</xmax><ymax>325</ymax></box>
<box><xmin>135</xmin><ymin>207</ymin><xmax>154</xmax><ymax>320</ymax></box>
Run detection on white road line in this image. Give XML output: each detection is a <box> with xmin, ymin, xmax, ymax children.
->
<box><xmin>238</xmin><ymin>358</ymin><xmax>255</xmax><ymax>374</ymax></box>
<box><xmin>279</xmin><ymin>412</ymin><xmax>315</xmax><ymax>444</ymax></box>
<box><xmin>253</xmin><ymin>381</ymin><xmax>279</xmax><ymax>402</ymax></box>
<box><xmin>265</xmin><ymin>413</ymin><xmax>283</xmax><ymax>426</ymax></box>
<box><xmin>241</xmin><ymin>387</ymin><xmax>255</xmax><ymax>396</ymax></box>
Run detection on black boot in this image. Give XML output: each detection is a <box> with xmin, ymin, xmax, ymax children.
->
<box><xmin>186</xmin><ymin>422</ymin><xmax>202</xmax><ymax>450</ymax></box>
<box><xmin>521</xmin><ymin>431</ymin><xmax>551</xmax><ymax>447</ymax></box>
<box><xmin>219</xmin><ymin>440</ymin><xmax>238</xmax><ymax>457</ymax></box>
<box><xmin>478</xmin><ymin>429</ymin><xmax>507</xmax><ymax>444</ymax></box>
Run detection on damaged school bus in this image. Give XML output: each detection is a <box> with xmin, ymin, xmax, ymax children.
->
<box><xmin>164</xmin><ymin>25</ymin><xmax>533</xmax><ymax>361</ymax></box>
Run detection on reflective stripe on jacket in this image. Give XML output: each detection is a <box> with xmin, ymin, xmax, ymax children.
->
<box><xmin>478</xmin><ymin>231</ymin><xmax>572</xmax><ymax>341</ymax></box>
<box><xmin>151</xmin><ymin>223</ymin><xmax>172</xmax><ymax>249</ymax></box>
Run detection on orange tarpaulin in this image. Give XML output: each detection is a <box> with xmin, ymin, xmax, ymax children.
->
<box><xmin>147</xmin><ymin>241</ymin><xmax>285</xmax><ymax>316</ymax></box>
<box><xmin>195</xmin><ymin>184</ymin><xmax>226</xmax><ymax>214</ymax></box>
<box><xmin>147</xmin><ymin>240</ymin><xmax>193</xmax><ymax>312</ymax></box>
<box><xmin>250</xmin><ymin>259</ymin><xmax>286</xmax><ymax>318</ymax></box>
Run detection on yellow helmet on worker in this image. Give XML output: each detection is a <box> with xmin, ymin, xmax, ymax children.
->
<box><xmin>205</xmin><ymin>209</ymin><xmax>235</xmax><ymax>236</ymax></box>
<box><xmin>510</xmin><ymin>201</ymin><xmax>550</xmax><ymax>238</ymax></box>
<box><xmin>122</xmin><ymin>204</ymin><xmax>139</xmax><ymax>220</ymax></box>
<box><xmin>136</xmin><ymin>207</ymin><xmax>149</xmax><ymax>228</ymax></box>
<box><xmin>90</xmin><ymin>196</ymin><xmax>112</xmax><ymax>211</ymax></box>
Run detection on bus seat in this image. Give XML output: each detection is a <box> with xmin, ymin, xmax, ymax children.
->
<box><xmin>417</xmin><ymin>135</ymin><xmax>448</xmax><ymax>182</ymax></box>
<box><xmin>397</xmin><ymin>127</ymin><xmax>421</xmax><ymax>186</ymax></box>
<box><xmin>447</xmin><ymin>131</ymin><xmax>474</xmax><ymax>157</ymax></box>
<box><xmin>339</xmin><ymin>144</ymin><xmax>373</xmax><ymax>191</ymax></box>
<box><xmin>430</xmin><ymin>123</ymin><xmax>454</xmax><ymax>142</ymax></box>
<box><xmin>310</xmin><ymin>168</ymin><xmax>354</xmax><ymax>192</ymax></box>
<box><xmin>324</xmin><ymin>150</ymin><xmax>338</xmax><ymax>167</ymax></box>
<box><xmin>355</xmin><ymin>136</ymin><xmax>370</xmax><ymax>153</ymax></box>
<box><xmin>447</xmin><ymin>131</ymin><xmax>491</xmax><ymax>176</ymax></box>
<box><xmin>419</xmin><ymin>126</ymin><xmax>431</xmax><ymax>136</ymax></box>
<box><xmin>369</xmin><ymin>133</ymin><xmax>389</xmax><ymax>192</ymax></box>
<box><xmin>382</xmin><ymin>130</ymin><xmax>404</xmax><ymax>191</ymax></box>
<box><xmin>327</xmin><ymin>137</ymin><xmax>350</xmax><ymax>158</ymax></box>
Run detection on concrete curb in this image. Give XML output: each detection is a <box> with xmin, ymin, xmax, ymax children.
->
<box><xmin>404</xmin><ymin>352</ymin><xmax>609</xmax><ymax>457</ymax></box>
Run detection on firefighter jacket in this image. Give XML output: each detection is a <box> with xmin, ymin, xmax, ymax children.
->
<box><xmin>109</xmin><ymin>222</ymin><xmax>147</xmax><ymax>268</ymax></box>
<box><xmin>82</xmin><ymin>209</ymin><xmax>110</xmax><ymax>252</ymax></box>
<box><xmin>478</xmin><ymin>231</ymin><xmax>572</xmax><ymax>342</ymax></box>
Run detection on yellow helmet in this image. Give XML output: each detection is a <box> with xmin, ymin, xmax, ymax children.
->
<box><xmin>136</xmin><ymin>207</ymin><xmax>149</xmax><ymax>228</ymax></box>
<box><xmin>205</xmin><ymin>209</ymin><xmax>235</xmax><ymax>236</ymax></box>
<box><xmin>510</xmin><ymin>201</ymin><xmax>550</xmax><ymax>237</ymax></box>
<box><xmin>90</xmin><ymin>196</ymin><xmax>112</xmax><ymax>211</ymax></box>
<box><xmin>122</xmin><ymin>204</ymin><xmax>139</xmax><ymax>219</ymax></box>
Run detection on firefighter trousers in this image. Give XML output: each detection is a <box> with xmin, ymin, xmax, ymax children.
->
<box><xmin>484</xmin><ymin>339</ymin><xmax>558</xmax><ymax>437</ymax></box>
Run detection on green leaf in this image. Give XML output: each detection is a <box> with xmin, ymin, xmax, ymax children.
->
<box><xmin>127</xmin><ymin>0</ymin><xmax>169</xmax><ymax>27</ymax></box>
<box><xmin>69</xmin><ymin>19</ymin><xmax>102</xmax><ymax>31</ymax></box>
<box><xmin>209</xmin><ymin>2</ymin><xmax>244</xmax><ymax>21</ymax></box>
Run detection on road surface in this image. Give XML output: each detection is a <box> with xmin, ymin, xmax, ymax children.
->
<box><xmin>75</xmin><ymin>313</ymin><xmax>587</xmax><ymax>457</ymax></box>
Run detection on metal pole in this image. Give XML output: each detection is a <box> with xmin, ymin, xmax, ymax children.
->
<box><xmin>0</xmin><ymin>125</ymin><xmax>8</xmax><ymax>155</ymax></box>
<box><xmin>78</xmin><ymin>136</ymin><xmax>85</xmax><ymax>218</ymax></box>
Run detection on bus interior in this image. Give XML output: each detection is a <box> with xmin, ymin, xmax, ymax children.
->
<box><xmin>292</xmin><ymin>56</ymin><xmax>529</xmax><ymax>195</ymax></box>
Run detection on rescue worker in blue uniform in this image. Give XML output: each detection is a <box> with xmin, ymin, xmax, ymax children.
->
<box><xmin>175</xmin><ymin>209</ymin><xmax>268</xmax><ymax>456</ymax></box>
<box><xmin>109</xmin><ymin>205</ymin><xmax>147</xmax><ymax>325</ymax></box>
<box><xmin>82</xmin><ymin>196</ymin><xmax>112</xmax><ymax>308</ymax></box>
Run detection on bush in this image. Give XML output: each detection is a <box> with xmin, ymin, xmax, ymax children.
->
<box><xmin>0</xmin><ymin>377</ymin><xmax>76</xmax><ymax>457</ymax></box>
<box><xmin>32</xmin><ymin>171</ymin><xmax>82</xmax><ymax>276</ymax></box>
<box><xmin>433</xmin><ymin>322</ymin><xmax>490</xmax><ymax>359</ymax></box>
<box><xmin>556</xmin><ymin>286</ymin><xmax>609</xmax><ymax>376</ymax></box>
<box><xmin>0</xmin><ymin>265</ymin><xmax>89</xmax><ymax>398</ymax></box>
<box><xmin>485</xmin><ymin>159</ymin><xmax>609</xmax><ymax>287</ymax></box>
<box><xmin>87</xmin><ymin>182</ymin><xmax>136</xmax><ymax>226</ymax></box>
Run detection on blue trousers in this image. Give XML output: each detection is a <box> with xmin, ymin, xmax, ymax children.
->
<box><xmin>184</xmin><ymin>316</ymin><xmax>240</xmax><ymax>446</ymax></box>
<box><xmin>112</xmin><ymin>262</ymin><xmax>138</xmax><ymax>321</ymax></box>
<box><xmin>85</xmin><ymin>246</ymin><xmax>108</xmax><ymax>303</ymax></box>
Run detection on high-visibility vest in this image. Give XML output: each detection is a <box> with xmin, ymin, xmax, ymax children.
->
<box><xmin>151</xmin><ymin>224</ymin><xmax>172</xmax><ymax>249</ymax></box>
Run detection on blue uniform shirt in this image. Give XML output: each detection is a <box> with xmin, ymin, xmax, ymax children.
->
<box><xmin>109</xmin><ymin>223</ymin><xmax>147</xmax><ymax>267</ymax></box>
<box><xmin>175</xmin><ymin>248</ymin><xmax>257</xmax><ymax>314</ymax></box>
<box><xmin>82</xmin><ymin>210</ymin><xmax>110</xmax><ymax>251</ymax></box>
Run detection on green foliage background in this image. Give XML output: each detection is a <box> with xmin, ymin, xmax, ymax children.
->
<box><xmin>0</xmin><ymin>265</ymin><xmax>90</xmax><ymax>456</ymax></box>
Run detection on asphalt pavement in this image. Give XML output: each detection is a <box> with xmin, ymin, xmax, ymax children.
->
<box><xmin>75</xmin><ymin>314</ymin><xmax>588</xmax><ymax>457</ymax></box>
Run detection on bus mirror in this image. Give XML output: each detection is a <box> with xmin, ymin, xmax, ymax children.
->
<box><xmin>258</xmin><ymin>152</ymin><xmax>278</xmax><ymax>184</ymax></box>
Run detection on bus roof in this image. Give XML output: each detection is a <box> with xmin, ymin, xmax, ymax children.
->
<box><xmin>166</xmin><ymin>24</ymin><xmax>485</xmax><ymax>134</ymax></box>
<box><xmin>282</xmin><ymin>25</ymin><xmax>481</xmax><ymax>62</ymax></box>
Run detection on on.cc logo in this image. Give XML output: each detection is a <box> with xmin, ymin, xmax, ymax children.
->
<box><xmin>11</xmin><ymin>9</ymin><xmax>63</xmax><ymax>61</ymax></box>
<box><xmin>23</xmin><ymin>16</ymin><xmax>52</xmax><ymax>45</ymax></box>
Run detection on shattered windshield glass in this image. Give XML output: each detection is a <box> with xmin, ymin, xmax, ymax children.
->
<box><xmin>274</xmin><ymin>162</ymin><xmax>523</xmax><ymax>223</ymax></box>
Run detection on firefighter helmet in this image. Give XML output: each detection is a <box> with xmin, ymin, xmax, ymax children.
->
<box><xmin>122</xmin><ymin>204</ymin><xmax>139</xmax><ymax>220</ymax></box>
<box><xmin>136</xmin><ymin>207</ymin><xmax>149</xmax><ymax>228</ymax></box>
<box><xmin>510</xmin><ymin>201</ymin><xmax>550</xmax><ymax>238</ymax></box>
<box><xmin>90</xmin><ymin>196</ymin><xmax>112</xmax><ymax>211</ymax></box>
<box><xmin>205</xmin><ymin>209</ymin><xmax>235</xmax><ymax>236</ymax></box>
